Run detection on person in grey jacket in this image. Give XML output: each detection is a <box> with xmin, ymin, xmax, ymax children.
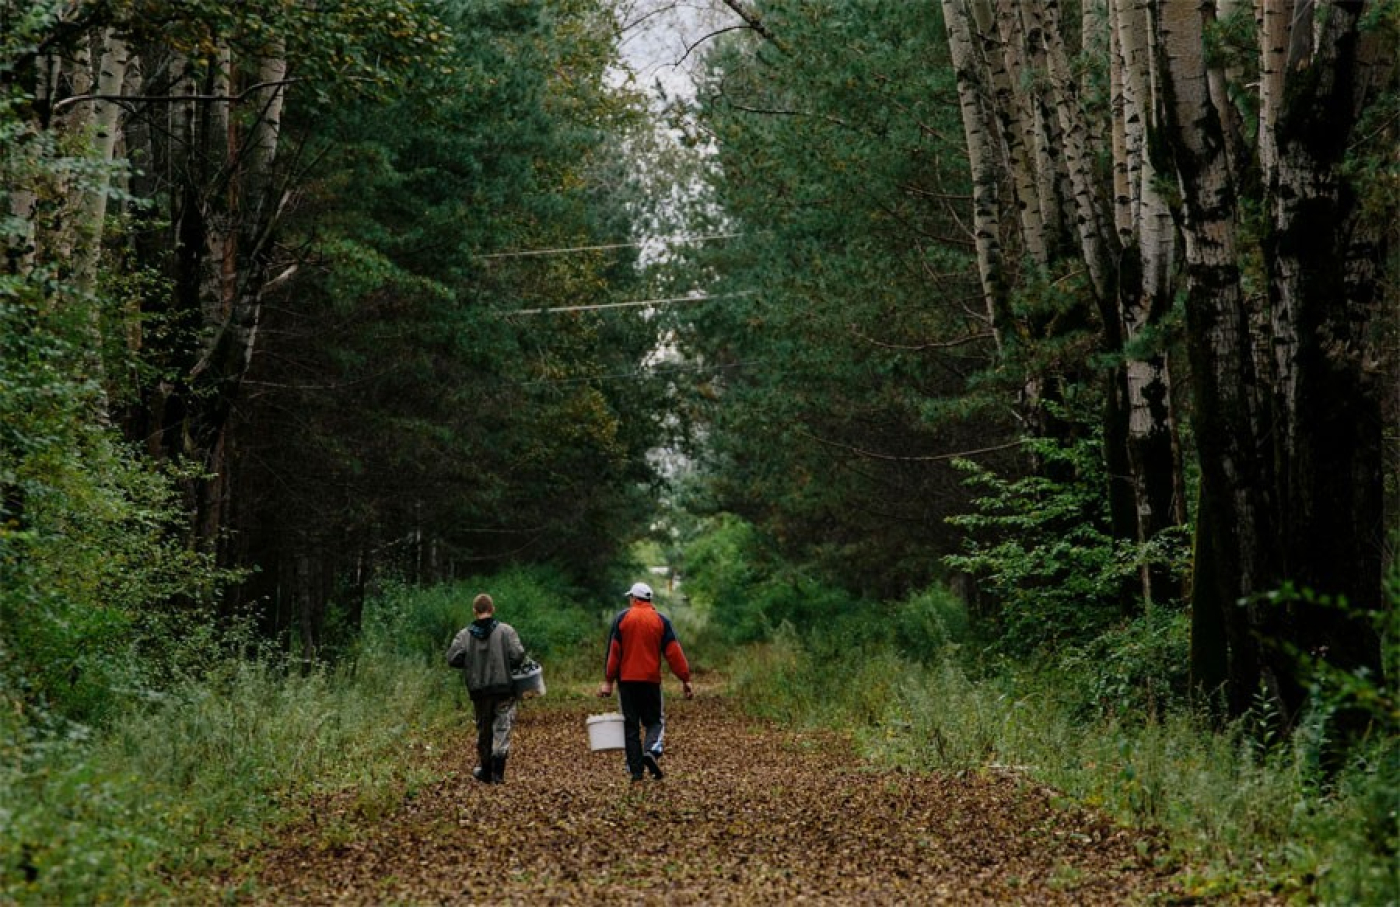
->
<box><xmin>447</xmin><ymin>593</ymin><xmax>526</xmax><ymax>784</ymax></box>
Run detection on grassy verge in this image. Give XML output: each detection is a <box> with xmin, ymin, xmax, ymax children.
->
<box><xmin>726</xmin><ymin>617</ymin><xmax>1397</xmax><ymax>905</ymax></box>
<box><xmin>2</xmin><ymin>654</ymin><xmax>457</xmax><ymax>903</ymax></box>
<box><xmin>0</xmin><ymin>568</ymin><xmax>606</xmax><ymax>904</ymax></box>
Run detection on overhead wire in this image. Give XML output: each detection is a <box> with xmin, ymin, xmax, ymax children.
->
<box><xmin>503</xmin><ymin>290</ymin><xmax>757</xmax><ymax>316</ymax></box>
<box><xmin>475</xmin><ymin>231</ymin><xmax>743</xmax><ymax>260</ymax></box>
<box><xmin>516</xmin><ymin>357</ymin><xmax>761</xmax><ymax>388</ymax></box>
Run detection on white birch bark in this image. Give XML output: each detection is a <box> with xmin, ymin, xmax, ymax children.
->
<box><xmin>1115</xmin><ymin>0</ymin><xmax>1183</xmax><ymax>587</ymax></box>
<box><xmin>245</xmin><ymin>48</ymin><xmax>288</xmax><ymax>218</ymax></box>
<box><xmin>1154</xmin><ymin>0</ymin><xmax>1272</xmax><ymax>708</ymax></box>
<box><xmin>1257</xmin><ymin>0</ymin><xmax>1291</xmax><ymax>186</ymax></box>
<box><xmin>1111</xmin><ymin>0</ymin><xmax>1152</xmax><ymax>241</ymax></box>
<box><xmin>973</xmin><ymin>0</ymin><xmax>1048</xmax><ymax>267</ymax></box>
<box><xmin>1036</xmin><ymin>0</ymin><xmax>1115</xmax><ymax>303</ymax></box>
<box><xmin>998</xmin><ymin>1</ymin><xmax>1066</xmax><ymax>247</ymax></box>
<box><xmin>1206</xmin><ymin>0</ymin><xmax>1248</xmax><ymax>177</ymax></box>
<box><xmin>72</xmin><ymin>30</ymin><xmax>131</xmax><ymax>295</ymax></box>
<box><xmin>1109</xmin><ymin>7</ymin><xmax>1134</xmax><ymax>243</ymax></box>
<box><xmin>941</xmin><ymin>0</ymin><xmax>1009</xmax><ymax>353</ymax></box>
<box><xmin>50</xmin><ymin>35</ymin><xmax>95</xmax><ymax>266</ymax></box>
<box><xmin>1260</xmin><ymin>0</ymin><xmax>1357</xmax><ymax>458</ymax></box>
<box><xmin>4</xmin><ymin>56</ymin><xmax>60</xmax><ymax>270</ymax></box>
<box><xmin>188</xmin><ymin>45</ymin><xmax>289</xmax><ymax>441</ymax></box>
<box><xmin>201</xmin><ymin>44</ymin><xmax>234</xmax><ymax>323</ymax></box>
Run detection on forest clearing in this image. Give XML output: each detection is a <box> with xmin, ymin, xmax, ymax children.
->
<box><xmin>214</xmin><ymin>687</ymin><xmax>1235</xmax><ymax>906</ymax></box>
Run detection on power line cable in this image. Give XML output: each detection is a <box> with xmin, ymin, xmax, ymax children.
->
<box><xmin>476</xmin><ymin>232</ymin><xmax>743</xmax><ymax>260</ymax></box>
<box><xmin>517</xmin><ymin>358</ymin><xmax>761</xmax><ymax>388</ymax></box>
<box><xmin>503</xmin><ymin>290</ymin><xmax>756</xmax><ymax>316</ymax></box>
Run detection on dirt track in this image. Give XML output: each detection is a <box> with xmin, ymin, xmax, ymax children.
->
<box><xmin>227</xmin><ymin>689</ymin><xmax>1235</xmax><ymax>905</ymax></box>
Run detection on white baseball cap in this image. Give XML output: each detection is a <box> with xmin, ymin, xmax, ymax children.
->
<box><xmin>626</xmin><ymin>582</ymin><xmax>653</xmax><ymax>601</ymax></box>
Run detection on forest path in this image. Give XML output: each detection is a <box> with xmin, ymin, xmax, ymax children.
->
<box><xmin>231</xmin><ymin>684</ymin><xmax>1207</xmax><ymax>905</ymax></box>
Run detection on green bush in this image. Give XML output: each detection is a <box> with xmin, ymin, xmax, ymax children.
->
<box><xmin>0</xmin><ymin>650</ymin><xmax>458</xmax><ymax>903</ymax></box>
<box><xmin>890</xmin><ymin>585</ymin><xmax>971</xmax><ymax>660</ymax></box>
<box><xmin>733</xmin><ymin>608</ymin><xmax>1396</xmax><ymax>905</ymax></box>
<box><xmin>944</xmin><ymin>432</ymin><xmax>1190</xmax><ymax>656</ymax></box>
<box><xmin>730</xmin><ymin>623</ymin><xmax>909</xmax><ymax>729</ymax></box>
<box><xmin>364</xmin><ymin>565</ymin><xmax>603</xmax><ymax>676</ymax></box>
<box><xmin>1058</xmin><ymin>608</ymin><xmax>1193</xmax><ymax>722</ymax></box>
<box><xmin>681</xmin><ymin>513</ymin><xmax>857</xmax><ymax>645</ymax></box>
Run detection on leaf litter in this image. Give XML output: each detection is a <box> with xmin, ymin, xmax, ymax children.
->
<box><xmin>216</xmin><ymin>686</ymin><xmax>1280</xmax><ymax>905</ymax></box>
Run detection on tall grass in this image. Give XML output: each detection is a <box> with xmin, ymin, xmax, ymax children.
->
<box><xmin>728</xmin><ymin>591</ymin><xmax>1398</xmax><ymax>905</ymax></box>
<box><xmin>0</xmin><ymin>566</ymin><xmax>608</xmax><ymax>903</ymax></box>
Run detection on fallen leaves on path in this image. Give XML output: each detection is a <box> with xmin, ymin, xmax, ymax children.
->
<box><xmin>221</xmin><ymin>691</ymin><xmax>1257</xmax><ymax>905</ymax></box>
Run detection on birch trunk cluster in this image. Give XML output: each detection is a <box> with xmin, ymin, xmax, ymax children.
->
<box><xmin>945</xmin><ymin>0</ymin><xmax>1396</xmax><ymax>723</ymax></box>
<box><xmin>941</xmin><ymin>0</ymin><xmax>1187</xmax><ymax>609</ymax></box>
<box><xmin>1155</xmin><ymin>0</ymin><xmax>1393</xmax><ymax>723</ymax></box>
<box><xmin>6</xmin><ymin>12</ymin><xmax>292</xmax><ymax>558</ymax></box>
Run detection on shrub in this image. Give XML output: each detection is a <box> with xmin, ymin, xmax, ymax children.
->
<box><xmin>943</xmin><ymin>435</ymin><xmax>1144</xmax><ymax>654</ymax></box>
<box><xmin>942</xmin><ymin>407</ymin><xmax>1195</xmax><ymax>660</ymax></box>
<box><xmin>0</xmin><ymin>582</ymin><xmax>486</xmax><ymax>903</ymax></box>
<box><xmin>363</xmin><ymin>565</ymin><xmax>602</xmax><ymax>677</ymax></box>
<box><xmin>682</xmin><ymin>513</ymin><xmax>856</xmax><ymax>645</ymax></box>
<box><xmin>1058</xmin><ymin>608</ymin><xmax>1193</xmax><ymax>722</ymax></box>
<box><xmin>890</xmin><ymin>585</ymin><xmax>971</xmax><ymax>660</ymax></box>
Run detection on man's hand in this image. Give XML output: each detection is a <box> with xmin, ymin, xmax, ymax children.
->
<box><xmin>596</xmin><ymin>680</ymin><xmax>613</xmax><ymax>698</ymax></box>
<box><xmin>682</xmin><ymin>681</ymin><xmax>694</xmax><ymax>700</ymax></box>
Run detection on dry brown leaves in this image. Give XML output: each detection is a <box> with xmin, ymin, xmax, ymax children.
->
<box><xmin>218</xmin><ymin>686</ymin><xmax>1253</xmax><ymax>905</ymax></box>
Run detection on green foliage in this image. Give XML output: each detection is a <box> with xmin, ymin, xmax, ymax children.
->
<box><xmin>681</xmin><ymin>513</ymin><xmax>852</xmax><ymax>646</ymax></box>
<box><xmin>0</xmin><ymin>649</ymin><xmax>457</xmax><ymax>903</ymax></box>
<box><xmin>734</xmin><ymin>598</ymin><xmax>1395</xmax><ymax>905</ymax></box>
<box><xmin>707</xmin><ymin>508</ymin><xmax>1393</xmax><ymax>904</ymax></box>
<box><xmin>888</xmin><ymin>585</ymin><xmax>971</xmax><ymax>660</ymax></box>
<box><xmin>1058</xmin><ymin>608</ymin><xmax>1193</xmax><ymax>722</ymax></box>
<box><xmin>945</xmin><ymin>431</ymin><xmax>1189</xmax><ymax>654</ymax></box>
<box><xmin>0</xmin><ymin>68</ymin><xmax>234</xmax><ymax>731</ymax></box>
<box><xmin>658</xmin><ymin>0</ymin><xmax>994</xmax><ymax>599</ymax></box>
<box><xmin>233</xmin><ymin>0</ymin><xmax>661</xmax><ymax>616</ymax></box>
<box><xmin>1</xmin><ymin>579</ymin><xmax>572</xmax><ymax>902</ymax></box>
<box><xmin>1256</xmin><ymin>578</ymin><xmax>1400</xmax><ymax>741</ymax></box>
<box><xmin>363</xmin><ymin>566</ymin><xmax>603</xmax><ymax>676</ymax></box>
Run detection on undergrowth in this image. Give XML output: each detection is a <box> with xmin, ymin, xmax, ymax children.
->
<box><xmin>0</xmin><ymin>568</ymin><xmax>603</xmax><ymax>904</ymax></box>
<box><xmin>727</xmin><ymin>588</ymin><xmax>1398</xmax><ymax>906</ymax></box>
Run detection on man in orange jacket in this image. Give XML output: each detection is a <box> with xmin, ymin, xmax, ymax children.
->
<box><xmin>596</xmin><ymin>581</ymin><xmax>693</xmax><ymax>781</ymax></box>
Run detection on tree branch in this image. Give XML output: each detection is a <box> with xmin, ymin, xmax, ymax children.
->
<box><xmin>719</xmin><ymin>0</ymin><xmax>784</xmax><ymax>49</ymax></box>
<box><xmin>847</xmin><ymin>324</ymin><xmax>996</xmax><ymax>352</ymax></box>
<box><xmin>675</xmin><ymin>25</ymin><xmax>751</xmax><ymax>67</ymax></box>
<box><xmin>51</xmin><ymin>77</ymin><xmax>302</xmax><ymax>112</ymax></box>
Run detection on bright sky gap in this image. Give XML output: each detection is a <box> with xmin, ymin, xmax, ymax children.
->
<box><xmin>504</xmin><ymin>290</ymin><xmax>757</xmax><ymax>316</ymax></box>
<box><xmin>477</xmin><ymin>231</ymin><xmax>743</xmax><ymax>260</ymax></box>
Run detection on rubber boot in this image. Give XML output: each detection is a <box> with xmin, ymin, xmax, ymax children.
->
<box><xmin>491</xmin><ymin>755</ymin><xmax>507</xmax><ymax>784</ymax></box>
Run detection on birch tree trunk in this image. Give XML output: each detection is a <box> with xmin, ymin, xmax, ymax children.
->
<box><xmin>1255</xmin><ymin>0</ymin><xmax>1384</xmax><ymax>721</ymax></box>
<box><xmin>943</xmin><ymin>0</ymin><xmax>1187</xmax><ymax>608</ymax></box>
<box><xmin>942</xmin><ymin>0</ymin><xmax>1011</xmax><ymax>353</ymax></box>
<box><xmin>50</xmin><ymin>36</ymin><xmax>95</xmax><ymax>268</ymax></box>
<box><xmin>72</xmin><ymin>30</ymin><xmax>131</xmax><ymax>296</ymax></box>
<box><xmin>1153</xmin><ymin>0</ymin><xmax>1269</xmax><ymax>713</ymax></box>
<box><xmin>1029</xmin><ymin>0</ymin><xmax>1144</xmax><ymax>554</ymax></box>
<box><xmin>186</xmin><ymin>47</ymin><xmax>289</xmax><ymax>551</ymax></box>
<box><xmin>1111</xmin><ymin>0</ymin><xmax>1185</xmax><ymax>603</ymax></box>
<box><xmin>971</xmin><ymin>0</ymin><xmax>1048</xmax><ymax>268</ymax></box>
<box><xmin>1153</xmin><ymin>0</ymin><xmax>1388</xmax><ymax>723</ymax></box>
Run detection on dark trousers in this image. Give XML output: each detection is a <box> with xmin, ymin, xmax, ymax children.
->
<box><xmin>617</xmin><ymin>681</ymin><xmax>664</xmax><ymax>778</ymax></box>
<box><xmin>470</xmin><ymin>692</ymin><xmax>516</xmax><ymax>771</ymax></box>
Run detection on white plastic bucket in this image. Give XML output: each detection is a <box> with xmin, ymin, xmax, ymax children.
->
<box><xmin>511</xmin><ymin>663</ymin><xmax>545</xmax><ymax>698</ymax></box>
<box><xmin>586</xmin><ymin>713</ymin><xmax>625</xmax><ymax>751</ymax></box>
